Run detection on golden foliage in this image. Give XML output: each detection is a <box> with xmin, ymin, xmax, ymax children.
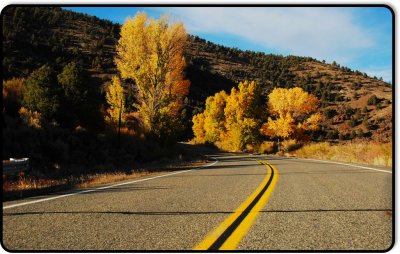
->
<box><xmin>268</xmin><ymin>87</ymin><xmax>319</xmax><ymax>117</ymax></box>
<box><xmin>115</xmin><ymin>12</ymin><xmax>189</xmax><ymax>132</ymax></box>
<box><xmin>203</xmin><ymin>90</ymin><xmax>228</xmax><ymax>143</ymax></box>
<box><xmin>263</xmin><ymin>113</ymin><xmax>295</xmax><ymax>139</ymax></box>
<box><xmin>303</xmin><ymin>112</ymin><xmax>324</xmax><ymax>131</ymax></box>
<box><xmin>261</xmin><ymin>87</ymin><xmax>322</xmax><ymax>140</ymax></box>
<box><xmin>105</xmin><ymin>76</ymin><xmax>125</xmax><ymax>128</ymax></box>
<box><xmin>192</xmin><ymin>113</ymin><xmax>206</xmax><ymax>144</ymax></box>
<box><xmin>222</xmin><ymin>81</ymin><xmax>262</xmax><ymax>151</ymax></box>
<box><xmin>192</xmin><ymin>84</ymin><xmax>322</xmax><ymax>151</ymax></box>
<box><xmin>3</xmin><ymin>78</ymin><xmax>24</xmax><ymax>99</ymax></box>
<box><xmin>192</xmin><ymin>81</ymin><xmax>262</xmax><ymax>151</ymax></box>
<box><xmin>19</xmin><ymin>107</ymin><xmax>41</xmax><ymax>128</ymax></box>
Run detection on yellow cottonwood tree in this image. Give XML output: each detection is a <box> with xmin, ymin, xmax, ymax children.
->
<box><xmin>191</xmin><ymin>90</ymin><xmax>227</xmax><ymax>144</ymax></box>
<box><xmin>115</xmin><ymin>13</ymin><xmax>189</xmax><ymax>138</ymax></box>
<box><xmin>262</xmin><ymin>113</ymin><xmax>295</xmax><ymax>139</ymax></box>
<box><xmin>261</xmin><ymin>87</ymin><xmax>322</xmax><ymax>140</ymax></box>
<box><xmin>191</xmin><ymin>81</ymin><xmax>262</xmax><ymax>151</ymax></box>
<box><xmin>223</xmin><ymin>81</ymin><xmax>262</xmax><ymax>151</ymax></box>
<box><xmin>192</xmin><ymin>113</ymin><xmax>206</xmax><ymax>144</ymax></box>
<box><xmin>105</xmin><ymin>76</ymin><xmax>125</xmax><ymax>129</ymax></box>
<box><xmin>203</xmin><ymin>90</ymin><xmax>228</xmax><ymax>143</ymax></box>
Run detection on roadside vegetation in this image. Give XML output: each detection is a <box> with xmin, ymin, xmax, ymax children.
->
<box><xmin>191</xmin><ymin>83</ymin><xmax>392</xmax><ymax>167</ymax></box>
<box><xmin>3</xmin><ymin>12</ymin><xmax>193</xmax><ymax>197</ymax></box>
<box><xmin>2</xmin><ymin>9</ymin><xmax>392</xmax><ymax>198</ymax></box>
<box><xmin>192</xmin><ymin>84</ymin><xmax>323</xmax><ymax>152</ymax></box>
<box><xmin>296</xmin><ymin>142</ymin><xmax>392</xmax><ymax>167</ymax></box>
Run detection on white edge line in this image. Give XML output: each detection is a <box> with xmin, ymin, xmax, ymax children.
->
<box><xmin>3</xmin><ymin>157</ymin><xmax>218</xmax><ymax>210</ymax></box>
<box><xmin>295</xmin><ymin>157</ymin><xmax>392</xmax><ymax>174</ymax></box>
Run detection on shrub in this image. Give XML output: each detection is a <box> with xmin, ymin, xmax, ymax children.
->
<box><xmin>259</xmin><ymin>141</ymin><xmax>277</xmax><ymax>154</ymax></box>
<box><xmin>281</xmin><ymin>139</ymin><xmax>302</xmax><ymax>152</ymax></box>
<box><xmin>19</xmin><ymin>107</ymin><xmax>41</xmax><ymax>128</ymax></box>
<box><xmin>367</xmin><ymin>95</ymin><xmax>379</xmax><ymax>105</ymax></box>
<box><xmin>323</xmin><ymin>109</ymin><xmax>336</xmax><ymax>119</ymax></box>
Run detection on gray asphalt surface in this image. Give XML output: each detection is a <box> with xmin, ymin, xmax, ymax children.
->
<box><xmin>2</xmin><ymin>153</ymin><xmax>392</xmax><ymax>251</ymax></box>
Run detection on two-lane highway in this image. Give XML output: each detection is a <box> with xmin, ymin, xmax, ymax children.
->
<box><xmin>239</xmin><ymin>156</ymin><xmax>392</xmax><ymax>250</ymax></box>
<box><xmin>2</xmin><ymin>153</ymin><xmax>392</xmax><ymax>250</ymax></box>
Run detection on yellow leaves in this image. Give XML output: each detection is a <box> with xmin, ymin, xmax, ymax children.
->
<box><xmin>3</xmin><ymin>78</ymin><xmax>24</xmax><ymax>99</ymax></box>
<box><xmin>19</xmin><ymin>107</ymin><xmax>41</xmax><ymax>128</ymax></box>
<box><xmin>202</xmin><ymin>90</ymin><xmax>227</xmax><ymax>143</ymax></box>
<box><xmin>303</xmin><ymin>112</ymin><xmax>324</xmax><ymax>131</ymax></box>
<box><xmin>105</xmin><ymin>76</ymin><xmax>125</xmax><ymax>128</ymax></box>
<box><xmin>223</xmin><ymin>81</ymin><xmax>262</xmax><ymax>151</ymax></box>
<box><xmin>192</xmin><ymin>80</ymin><xmax>262</xmax><ymax>151</ymax></box>
<box><xmin>192</xmin><ymin>113</ymin><xmax>206</xmax><ymax>144</ymax></box>
<box><xmin>262</xmin><ymin>113</ymin><xmax>295</xmax><ymax>139</ymax></box>
<box><xmin>224</xmin><ymin>81</ymin><xmax>260</xmax><ymax>128</ymax></box>
<box><xmin>268</xmin><ymin>87</ymin><xmax>319</xmax><ymax>117</ymax></box>
<box><xmin>193</xmin><ymin>82</ymin><xmax>322</xmax><ymax>150</ymax></box>
<box><xmin>262</xmin><ymin>87</ymin><xmax>321</xmax><ymax>140</ymax></box>
<box><xmin>115</xmin><ymin>12</ymin><xmax>189</xmax><ymax>134</ymax></box>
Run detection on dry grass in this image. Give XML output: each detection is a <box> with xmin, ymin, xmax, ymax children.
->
<box><xmin>75</xmin><ymin>171</ymin><xmax>154</xmax><ymax>188</ymax></box>
<box><xmin>3</xmin><ymin>170</ymin><xmax>159</xmax><ymax>193</ymax></box>
<box><xmin>295</xmin><ymin>141</ymin><xmax>392</xmax><ymax>167</ymax></box>
<box><xmin>3</xmin><ymin>151</ymin><xmax>211</xmax><ymax>195</ymax></box>
<box><xmin>3</xmin><ymin>174</ymin><xmax>69</xmax><ymax>192</ymax></box>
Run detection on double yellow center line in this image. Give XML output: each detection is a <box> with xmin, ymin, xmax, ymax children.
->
<box><xmin>193</xmin><ymin>160</ymin><xmax>278</xmax><ymax>250</ymax></box>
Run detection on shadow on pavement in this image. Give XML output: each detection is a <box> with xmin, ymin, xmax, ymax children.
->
<box><xmin>197</xmin><ymin>163</ymin><xmax>261</xmax><ymax>170</ymax></box>
<box><xmin>170</xmin><ymin>173</ymin><xmax>266</xmax><ymax>178</ymax></box>
<box><xmin>3</xmin><ymin>210</ymin><xmax>233</xmax><ymax>217</ymax></box>
<box><xmin>260</xmin><ymin>208</ymin><xmax>392</xmax><ymax>213</ymax></box>
<box><xmin>3</xmin><ymin>208</ymin><xmax>392</xmax><ymax>217</ymax></box>
<box><xmin>278</xmin><ymin>170</ymin><xmax>386</xmax><ymax>175</ymax></box>
<box><xmin>78</xmin><ymin>186</ymin><xmax>170</xmax><ymax>194</ymax></box>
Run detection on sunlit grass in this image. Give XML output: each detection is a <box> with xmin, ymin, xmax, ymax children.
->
<box><xmin>295</xmin><ymin>141</ymin><xmax>392</xmax><ymax>167</ymax></box>
<box><xmin>3</xmin><ymin>170</ymin><xmax>156</xmax><ymax>193</ymax></box>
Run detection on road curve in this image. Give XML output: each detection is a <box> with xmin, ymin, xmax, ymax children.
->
<box><xmin>2</xmin><ymin>153</ymin><xmax>392</xmax><ymax>251</ymax></box>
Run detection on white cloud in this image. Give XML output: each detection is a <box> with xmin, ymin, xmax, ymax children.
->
<box><xmin>161</xmin><ymin>7</ymin><xmax>374</xmax><ymax>64</ymax></box>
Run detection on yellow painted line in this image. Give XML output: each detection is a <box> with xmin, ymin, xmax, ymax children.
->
<box><xmin>193</xmin><ymin>160</ymin><xmax>278</xmax><ymax>250</ymax></box>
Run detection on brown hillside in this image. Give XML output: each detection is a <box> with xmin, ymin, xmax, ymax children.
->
<box><xmin>2</xmin><ymin>7</ymin><xmax>392</xmax><ymax>142</ymax></box>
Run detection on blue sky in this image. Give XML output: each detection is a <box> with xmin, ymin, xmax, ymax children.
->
<box><xmin>64</xmin><ymin>7</ymin><xmax>393</xmax><ymax>83</ymax></box>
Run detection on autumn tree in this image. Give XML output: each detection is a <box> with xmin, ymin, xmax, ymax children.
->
<box><xmin>261</xmin><ymin>87</ymin><xmax>323</xmax><ymax>141</ymax></box>
<box><xmin>105</xmin><ymin>76</ymin><xmax>125</xmax><ymax>130</ymax></box>
<box><xmin>222</xmin><ymin>81</ymin><xmax>262</xmax><ymax>151</ymax></box>
<box><xmin>115</xmin><ymin>13</ymin><xmax>189</xmax><ymax>141</ymax></box>
<box><xmin>192</xmin><ymin>113</ymin><xmax>206</xmax><ymax>144</ymax></box>
<box><xmin>192</xmin><ymin>81</ymin><xmax>263</xmax><ymax>151</ymax></box>
<box><xmin>191</xmin><ymin>90</ymin><xmax>228</xmax><ymax>144</ymax></box>
<box><xmin>203</xmin><ymin>90</ymin><xmax>228</xmax><ymax>143</ymax></box>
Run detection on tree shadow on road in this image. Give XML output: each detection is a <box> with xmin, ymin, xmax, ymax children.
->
<box><xmin>3</xmin><ymin>208</ymin><xmax>392</xmax><ymax>218</ymax></box>
<box><xmin>260</xmin><ymin>208</ymin><xmax>392</xmax><ymax>214</ymax></box>
<box><xmin>3</xmin><ymin>210</ymin><xmax>233</xmax><ymax>217</ymax></box>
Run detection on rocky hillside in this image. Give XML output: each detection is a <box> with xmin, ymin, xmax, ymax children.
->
<box><xmin>2</xmin><ymin>6</ymin><xmax>392</xmax><ymax>142</ymax></box>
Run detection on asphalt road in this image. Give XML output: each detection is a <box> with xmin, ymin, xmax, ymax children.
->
<box><xmin>2</xmin><ymin>153</ymin><xmax>392</xmax><ymax>251</ymax></box>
